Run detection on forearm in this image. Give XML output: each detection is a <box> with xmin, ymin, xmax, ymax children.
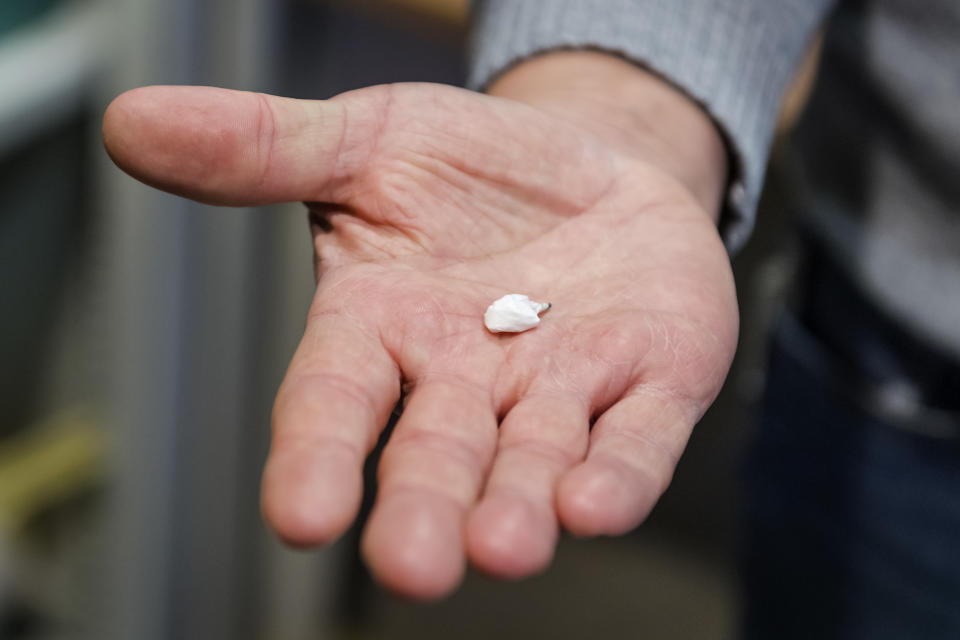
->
<box><xmin>487</xmin><ymin>51</ymin><xmax>728</xmax><ymax>222</ymax></box>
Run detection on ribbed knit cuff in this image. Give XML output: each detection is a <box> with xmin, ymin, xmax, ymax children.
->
<box><xmin>468</xmin><ymin>0</ymin><xmax>834</xmax><ymax>253</ymax></box>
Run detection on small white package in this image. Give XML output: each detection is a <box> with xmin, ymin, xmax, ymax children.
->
<box><xmin>483</xmin><ymin>294</ymin><xmax>551</xmax><ymax>333</ymax></box>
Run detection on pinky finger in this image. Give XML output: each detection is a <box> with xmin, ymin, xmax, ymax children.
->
<box><xmin>556</xmin><ymin>390</ymin><xmax>695</xmax><ymax>537</ymax></box>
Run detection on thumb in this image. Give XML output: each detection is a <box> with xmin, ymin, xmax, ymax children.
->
<box><xmin>102</xmin><ymin>85</ymin><xmax>364</xmax><ymax>206</ymax></box>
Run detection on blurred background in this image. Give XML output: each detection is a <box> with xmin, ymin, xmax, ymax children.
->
<box><xmin>0</xmin><ymin>0</ymin><xmax>804</xmax><ymax>638</ymax></box>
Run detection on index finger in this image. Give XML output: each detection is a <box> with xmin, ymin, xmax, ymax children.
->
<box><xmin>262</xmin><ymin>310</ymin><xmax>400</xmax><ymax>546</ymax></box>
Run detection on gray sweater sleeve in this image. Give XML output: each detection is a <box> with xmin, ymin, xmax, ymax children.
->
<box><xmin>468</xmin><ymin>0</ymin><xmax>836</xmax><ymax>252</ymax></box>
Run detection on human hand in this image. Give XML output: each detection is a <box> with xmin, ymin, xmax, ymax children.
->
<box><xmin>103</xmin><ymin>56</ymin><xmax>738</xmax><ymax>599</ymax></box>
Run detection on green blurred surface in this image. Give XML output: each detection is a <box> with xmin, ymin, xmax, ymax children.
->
<box><xmin>0</xmin><ymin>0</ymin><xmax>62</xmax><ymax>38</ymax></box>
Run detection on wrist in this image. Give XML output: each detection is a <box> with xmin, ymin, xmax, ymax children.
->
<box><xmin>487</xmin><ymin>51</ymin><xmax>728</xmax><ymax>221</ymax></box>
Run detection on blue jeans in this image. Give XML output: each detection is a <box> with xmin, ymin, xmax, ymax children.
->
<box><xmin>740</xmin><ymin>312</ymin><xmax>960</xmax><ymax>639</ymax></box>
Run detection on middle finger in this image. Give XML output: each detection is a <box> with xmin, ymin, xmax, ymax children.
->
<box><xmin>361</xmin><ymin>375</ymin><xmax>497</xmax><ymax>599</ymax></box>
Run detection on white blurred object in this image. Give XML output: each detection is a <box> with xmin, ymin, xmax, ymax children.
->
<box><xmin>0</xmin><ymin>0</ymin><xmax>108</xmax><ymax>154</ymax></box>
<box><xmin>484</xmin><ymin>294</ymin><xmax>551</xmax><ymax>333</ymax></box>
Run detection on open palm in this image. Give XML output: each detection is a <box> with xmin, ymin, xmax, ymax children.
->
<box><xmin>104</xmin><ymin>82</ymin><xmax>738</xmax><ymax>599</ymax></box>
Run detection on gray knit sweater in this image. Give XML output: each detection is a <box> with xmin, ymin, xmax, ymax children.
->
<box><xmin>469</xmin><ymin>0</ymin><xmax>960</xmax><ymax>359</ymax></box>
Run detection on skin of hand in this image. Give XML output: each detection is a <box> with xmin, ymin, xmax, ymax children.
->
<box><xmin>102</xmin><ymin>51</ymin><xmax>738</xmax><ymax>600</ymax></box>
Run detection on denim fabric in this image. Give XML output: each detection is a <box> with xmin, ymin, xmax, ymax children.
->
<box><xmin>740</xmin><ymin>313</ymin><xmax>960</xmax><ymax>639</ymax></box>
